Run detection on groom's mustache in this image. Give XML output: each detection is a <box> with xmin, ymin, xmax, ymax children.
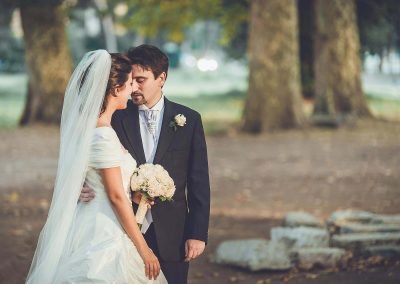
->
<box><xmin>131</xmin><ymin>92</ymin><xmax>146</xmax><ymax>105</ymax></box>
<box><xmin>132</xmin><ymin>92</ymin><xmax>144</xmax><ymax>97</ymax></box>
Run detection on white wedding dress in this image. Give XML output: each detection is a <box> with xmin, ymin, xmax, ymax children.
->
<box><xmin>53</xmin><ymin>127</ymin><xmax>167</xmax><ymax>283</ymax></box>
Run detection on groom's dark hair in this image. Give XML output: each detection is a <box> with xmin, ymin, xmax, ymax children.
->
<box><xmin>126</xmin><ymin>44</ymin><xmax>169</xmax><ymax>80</ymax></box>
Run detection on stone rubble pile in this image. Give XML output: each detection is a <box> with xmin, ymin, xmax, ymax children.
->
<box><xmin>213</xmin><ymin>210</ymin><xmax>400</xmax><ymax>271</ymax></box>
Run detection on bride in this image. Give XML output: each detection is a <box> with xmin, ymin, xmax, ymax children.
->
<box><xmin>26</xmin><ymin>50</ymin><xmax>167</xmax><ymax>283</ymax></box>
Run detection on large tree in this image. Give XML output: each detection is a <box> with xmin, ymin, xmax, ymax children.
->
<box><xmin>19</xmin><ymin>0</ymin><xmax>72</xmax><ymax>125</ymax></box>
<box><xmin>121</xmin><ymin>0</ymin><xmax>306</xmax><ymax>132</ymax></box>
<box><xmin>242</xmin><ymin>0</ymin><xmax>306</xmax><ymax>132</ymax></box>
<box><xmin>313</xmin><ymin>0</ymin><xmax>370</xmax><ymax>120</ymax></box>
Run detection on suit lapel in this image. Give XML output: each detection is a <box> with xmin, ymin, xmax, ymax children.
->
<box><xmin>154</xmin><ymin>98</ymin><xmax>175</xmax><ymax>164</ymax></box>
<box><xmin>122</xmin><ymin>102</ymin><xmax>147</xmax><ymax>165</ymax></box>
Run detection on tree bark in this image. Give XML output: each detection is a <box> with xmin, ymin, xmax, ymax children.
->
<box><xmin>298</xmin><ymin>0</ymin><xmax>315</xmax><ymax>99</ymax></box>
<box><xmin>243</xmin><ymin>0</ymin><xmax>306</xmax><ymax>133</ymax></box>
<box><xmin>313</xmin><ymin>0</ymin><xmax>371</xmax><ymax>119</ymax></box>
<box><xmin>19</xmin><ymin>0</ymin><xmax>72</xmax><ymax>125</ymax></box>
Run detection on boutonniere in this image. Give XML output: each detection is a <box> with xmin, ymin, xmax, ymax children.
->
<box><xmin>169</xmin><ymin>114</ymin><xmax>186</xmax><ymax>131</ymax></box>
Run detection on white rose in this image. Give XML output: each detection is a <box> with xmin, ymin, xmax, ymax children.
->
<box><xmin>174</xmin><ymin>114</ymin><xmax>186</xmax><ymax>127</ymax></box>
<box><xmin>130</xmin><ymin>164</ymin><xmax>175</xmax><ymax>199</ymax></box>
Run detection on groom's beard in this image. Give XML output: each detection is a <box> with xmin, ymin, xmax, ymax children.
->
<box><xmin>131</xmin><ymin>92</ymin><xmax>147</xmax><ymax>105</ymax></box>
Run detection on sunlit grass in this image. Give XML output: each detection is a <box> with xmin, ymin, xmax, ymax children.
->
<box><xmin>170</xmin><ymin>91</ymin><xmax>244</xmax><ymax>135</ymax></box>
<box><xmin>0</xmin><ymin>74</ymin><xmax>27</xmax><ymax>128</ymax></box>
<box><xmin>0</xmin><ymin>74</ymin><xmax>398</xmax><ymax>133</ymax></box>
<box><xmin>366</xmin><ymin>94</ymin><xmax>400</xmax><ymax>121</ymax></box>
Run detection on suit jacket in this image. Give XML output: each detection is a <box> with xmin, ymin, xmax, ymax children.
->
<box><xmin>111</xmin><ymin>98</ymin><xmax>210</xmax><ymax>261</ymax></box>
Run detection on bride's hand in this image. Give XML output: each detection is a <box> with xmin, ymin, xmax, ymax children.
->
<box><xmin>131</xmin><ymin>192</ymin><xmax>155</xmax><ymax>208</ymax></box>
<box><xmin>138</xmin><ymin>245</ymin><xmax>160</xmax><ymax>280</ymax></box>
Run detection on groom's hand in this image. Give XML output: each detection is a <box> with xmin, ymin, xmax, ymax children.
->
<box><xmin>79</xmin><ymin>184</ymin><xmax>95</xmax><ymax>203</ymax></box>
<box><xmin>184</xmin><ymin>239</ymin><xmax>205</xmax><ymax>262</ymax></box>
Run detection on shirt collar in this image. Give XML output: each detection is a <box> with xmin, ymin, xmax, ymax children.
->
<box><xmin>138</xmin><ymin>94</ymin><xmax>165</xmax><ymax>111</ymax></box>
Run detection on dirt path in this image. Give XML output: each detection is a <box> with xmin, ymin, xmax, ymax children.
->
<box><xmin>0</xmin><ymin>120</ymin><xmax>399</xmax><ymax>283</ymax></box>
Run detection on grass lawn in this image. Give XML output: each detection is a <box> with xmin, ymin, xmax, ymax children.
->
<box><xmin>0</xmin><ymin>74</ymin><xmax>399</xmax><ymax>133</ymax></box>
<box><xmin>170</xmin><ymin>91</ymin><xmax>244</xmax><ymax>134</ymax></box>
<box><xmin>0</xmin><ymin>74</ymin><xmax>27</xmax><ymax>128</ymax></box>
<box><xmin>366</xmin><ymin>94</ymin><xmax>400</xmax><ymax>121</ymax></box>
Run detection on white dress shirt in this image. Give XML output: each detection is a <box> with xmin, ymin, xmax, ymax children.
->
<box><xmin>137</xmin><ymin>95</ymin><xmax>165</xmax><ymax>233</ymax></box>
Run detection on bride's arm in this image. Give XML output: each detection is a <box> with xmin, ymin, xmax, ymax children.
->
<box><xmin>100</xmin><ymin>167</ymin><xmax>160</xmax><ymax>280</ymax></box>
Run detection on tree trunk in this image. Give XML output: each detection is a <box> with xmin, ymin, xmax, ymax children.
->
<box><xmin>298</xmin><ymin>0</ymin><xmax>316</xmax><ymax>99</ymax></box>
<box><xmin>243</xmin><ymin>0</ymin><xmax>306</xmax><ymax>133</ymax></box>
<box><xmin>19</xmin><ymin>0</ymin><xmax>72</xmax><ymax>125</ymax></box>
<box><xmin>313</xmin><ymin>0</ymin><xmax>370</xmax><ymax>120</ymax></box>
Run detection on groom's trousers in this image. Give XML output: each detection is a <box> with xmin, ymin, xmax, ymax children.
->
<box><xmin>144</xmin><ymin>224</ymin><xmax>189</xmax><ymax>284</ymax></box>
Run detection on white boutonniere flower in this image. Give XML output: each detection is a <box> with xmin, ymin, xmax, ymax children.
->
<box><xmin>169</xmin><ymin>114</ymin><xmax>186</xmax><ymax>131</ymax></box>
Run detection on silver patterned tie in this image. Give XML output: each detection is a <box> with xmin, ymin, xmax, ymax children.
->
<box><xmin>143</xmin><ymin>110</ymin><xmax>158</xmax><ymax>139</ymax></box>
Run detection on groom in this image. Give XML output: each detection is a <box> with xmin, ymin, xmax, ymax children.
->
<box><xmin>81</xmin><ymin>44</ymin><xmax>210</xmax><ymax>284</ymax></box>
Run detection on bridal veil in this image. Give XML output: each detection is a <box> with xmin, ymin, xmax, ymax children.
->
<box><xmin>26</xmin><ymin>50</ymin><xmax>111</xmax><ymax>283</ymax></box>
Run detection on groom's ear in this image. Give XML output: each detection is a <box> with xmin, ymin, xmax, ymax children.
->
<box><xmin>158</xmin><ymin>72</ymin><xmax>166</xmax><ymax>88</ymax></box>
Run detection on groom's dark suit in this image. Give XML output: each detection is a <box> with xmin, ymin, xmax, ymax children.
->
<box><xmin>111</xmin><ymin>98</ymin><xmax>210</xmax><ymax>284</ymax></box>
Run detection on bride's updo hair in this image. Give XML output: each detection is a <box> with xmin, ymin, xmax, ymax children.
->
<box><xmin>101</xmin><ymin>53</ymin><xmax>132</xmax><ymax>114</ymax></box>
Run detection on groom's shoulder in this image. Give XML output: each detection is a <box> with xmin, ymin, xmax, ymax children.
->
<box><xmin>167</xmin><ymin>99</ymin><xmax>201</xmax><ymax>121</ymax></box>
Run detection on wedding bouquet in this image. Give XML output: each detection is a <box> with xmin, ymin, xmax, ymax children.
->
<box><xmin>130</xmin><ymin>164</ymin><xmax>175</xmax><ymax>228</ymax></box>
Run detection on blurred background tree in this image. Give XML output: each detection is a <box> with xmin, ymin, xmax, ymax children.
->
<box><xmin>0</xmin><ymin>1</ymin><xmax>24</xmax><ymax>73</ymax></box>
<box><xmin>357</xmin><ymin>0</ymin><xmax>400</xmax><ymax>71</ymax></box>
<box><xmin>122</xmin><ymin>0</ymin><xmax>307</xmax><ymax>131</ymax></box>
<box><xmin>0</xmin><ymin>0</ymin><xmax>73</xmax><ymax>124</ymax></box>
<box><xmin>298</xmin><ymin>0</ymin><xmax>315</xmax><ymax>100</ymax></box>
<box><xmin>18</xmin><ymin>0</ymin><xmax>72</xmax><ymax>125</ymax></box>
<box><xmin>313</xmin><ymin>0</ymin><xmax>371</xmax><ymax>125</ymax></box>
<box><xmin>242</xmin><ymin>0</ymin><xmax>306</xmax><ymax>132</ymax></box>
<box><xmin>0</xmin><ymin>0</ymin><xmax>399</xmax><ymax>129</ymax></box>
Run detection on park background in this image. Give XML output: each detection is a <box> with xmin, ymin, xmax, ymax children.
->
<box><xmin>0</xmin><ymin>0</ymin><xmax>399</xmax><ymax>283</ymax></box>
